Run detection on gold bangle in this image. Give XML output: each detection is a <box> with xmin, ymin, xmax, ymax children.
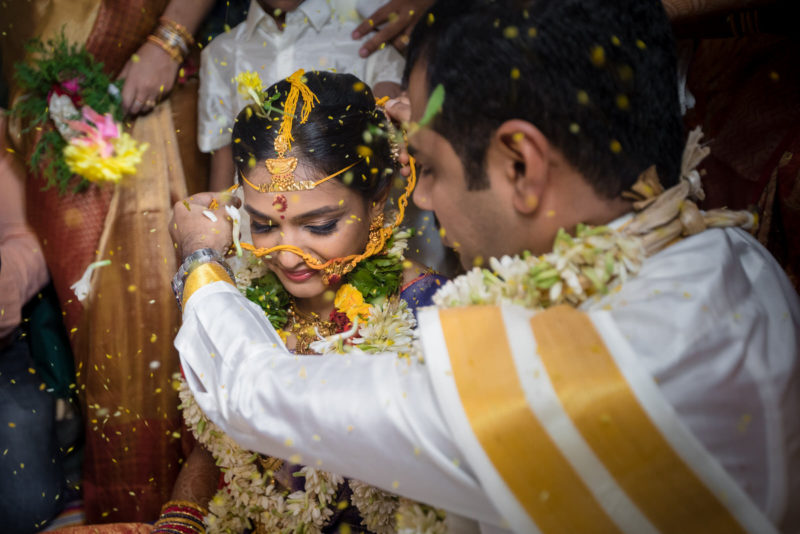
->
<box><xmin>159</xmin><ymin>17</ymin><xmax>195</xmax><ymax>46</ymax></box>
<box><xmin>154</xmin><ymin>25</ymin><xmax>189</xmax><ymax>56</ymax></box>
<box><xmin>147</xmin><ymin>34</ymin><xmax>184</xmax><ymax>63</ymax></box>
<box><xmin>155</xmin><ymin>517</ymin><xmax>204</xmax><ymax>533</ymax></box>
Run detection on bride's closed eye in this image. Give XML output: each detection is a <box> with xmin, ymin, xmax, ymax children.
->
<box><xmin>306</xmin><ymin>219</ymin><xmax>339</xmax><ymax>236</ymax></box>
<box><xmin>251</xmin><ymin>220</ymin><xmax>275</xmax><ymax>234</ymax></box>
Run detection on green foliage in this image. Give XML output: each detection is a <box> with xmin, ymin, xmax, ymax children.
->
<box><xmin>344</xmin><ymin>237</ymin><xmax>404</xmax><ymax>305</ymax></box>
<box><xmin>11</xmin><ymin>31</ymin><xmax>122</xmax><ymax>193</ymax></box>
<box><xmin>245</xmin><ymin>272</ymin><xmax>291</xmax><ymax>330</ymax></box>
<box><xmin>417</xmin><ymin>83</ymin><xmax>445</xmax><ymax>127</ymax></box>
<box><xmin>244</xmin><ymin>232</ymin><xmax>406</xmax><ymax>327</ymax></box>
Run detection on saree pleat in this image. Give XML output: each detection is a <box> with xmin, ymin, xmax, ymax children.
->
<box><xmin>76</xmin><ymin>101</ymin><xmax>187</xmax><ymax>522</ymax></box>
<box><xmin>6</xmin><ymin>0</ymin><xmax>194</xmax><ymax>522</ymax></box>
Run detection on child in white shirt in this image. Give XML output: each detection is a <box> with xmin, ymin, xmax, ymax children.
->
<box><xmin>198</xmin><ymin>0</ymin><xmax>405</xmax><ymax>189</ymax></box>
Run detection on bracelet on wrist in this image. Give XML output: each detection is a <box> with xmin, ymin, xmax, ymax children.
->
<box><xmin>147</xmin><ymin>34</ymin><xmax>184</xmax><ymax>63</ymax></box>
<box><xmin>153</xmin><ymin>499</ymin><xmax>207</xmax><ymax>534</ymax></box>
<box><xmin>172</xmin><ymin>248</ymin><xmax>235</xmax><ymax>310</ymax></box>
<box><xmin>159</xmin><ymin>17</ymin><xmax>195</xmax><ymax>47</ymax></box>
<box><xmin>146</xmin><ymin>17</ymin><xmax>195</xmax><ymax>65</ymax></box>
<box><xmin>154</xmin><ymin>24</ymin><xmax>190</xmax><ymax>56</ymax></box>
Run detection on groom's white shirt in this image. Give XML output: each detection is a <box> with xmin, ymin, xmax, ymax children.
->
<box><xmin>176</xmin><ymin>226</ymin><xmax>800</xmax><ymax>533</ymax></box>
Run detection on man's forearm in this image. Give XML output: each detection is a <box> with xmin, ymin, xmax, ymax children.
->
<box><xmin>175</xmin><ymin>281</ymin><xmax>503</xmax><ymax>525</ymax></box>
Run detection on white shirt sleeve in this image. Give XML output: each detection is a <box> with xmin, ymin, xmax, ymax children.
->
<box><xmin>197</xmin><ymin>42</ymin><xmax>237</xmax><ymax>153</ymax></box>
<box><xmin>175</xmin><ymin>280</ymin><xmax>505</xmax><ymax>527</ymax></box>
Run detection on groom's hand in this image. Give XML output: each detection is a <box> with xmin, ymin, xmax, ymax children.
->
<box><xmin>384</xmin><ymin>95</ymin><xmax>413</xmax><ymax>177</ymax></box>
<box><xmin>170</xmin><ymin>192</ymin><xmax>241</xmax><ymax>259</ymax></box>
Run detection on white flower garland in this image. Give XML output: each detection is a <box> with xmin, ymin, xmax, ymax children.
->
<box><xmin>178</xmin><ymin>376</ymin><xmax>343</xmax><ymax>534</ymax></box>
<box><xmin>178</xmin><ymin>226</ymin><xmax>445</xmax><ymax>533</ymax></box>
<box><xmin>434</xmin><ymin>225</ymin><xmax>645</xmax><ymax>310</ymax></box>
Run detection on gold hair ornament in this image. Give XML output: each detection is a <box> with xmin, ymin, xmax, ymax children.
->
<box><xmin>262</xmin><ymin>69</ymin><xmax>319</xmax><ymax>190</ymax></box>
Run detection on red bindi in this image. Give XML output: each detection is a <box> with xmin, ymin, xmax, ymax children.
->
<box><xmin>272</xmin><ymin>194</ymin><xmax>288</xmax><ymax>212</ymax></box>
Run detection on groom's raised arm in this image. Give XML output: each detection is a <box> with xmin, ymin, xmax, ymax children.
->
<box><xmin>176</xmin><ymin>278</ymin><xmax>503</xmax><ymax>527</ymax></box>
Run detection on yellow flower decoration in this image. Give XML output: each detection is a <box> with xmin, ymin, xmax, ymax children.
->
<box><xmin>277</xmin><ymin>329</ymin><xmax>290</xmax><ymax>345</ymax></box>
<box><xmin>63</xmin><ymin>133</ymin><xmax>149</xmax><ymax>184</ymax></box>
<box><xmin>334</xmin><ymin>284</ymin><xmax>372</xmax><ymax>322</ymax></box>
<box><xmin>235</xmin><ymin>70</ymin><xmax>264</xmax><ymax>100</ymax></box>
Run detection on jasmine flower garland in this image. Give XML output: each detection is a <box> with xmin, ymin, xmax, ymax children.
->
<box><xmin>178</xmin><ymin>224</ymin><xmax>445</xmax><ymax>532</ymax></box>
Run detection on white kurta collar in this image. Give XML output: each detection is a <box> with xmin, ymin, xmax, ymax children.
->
<box><xmin>242</xmin><ymin>1</ymin><xmax>270</xmax><ymax>40</ymax></box>
<box><xmin>299</xmin><ymin>0</ymin><xmax>333</xmax><ymax>32</ymax></box>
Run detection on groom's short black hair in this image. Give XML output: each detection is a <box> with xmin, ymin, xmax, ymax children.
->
<box><xmin>404</xmin><ymin>0</ymin><xmax>684</xmax><ymax>198</ymax></box>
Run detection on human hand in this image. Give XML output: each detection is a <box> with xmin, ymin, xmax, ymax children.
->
<box><xmin>384</xmin><ymin>96</ymin><xmax>412</xmax><ymax>177</ymax></box>
<box><xmin>0</xmin><ymin>110</ymin><xmax>22</xmax><ymax>173</ymax></box>
<box><xmin>352</xmin><ymin>0</ymin><xmax>435</xmax><ymax>57</ymax></box>
<box><xmin>170</xmin><ymin>192</ymin><xmax>242</xmax><ymax>259</ymax></box>
<box><xmin>118</xmin><ymin>40</ymin><xmax>180</xmax><ymax>116</ymax></box>
<box><xmin>0</xmin><ymin>110</ymin><xmax>9</xmax><ymax>157</ymax></box>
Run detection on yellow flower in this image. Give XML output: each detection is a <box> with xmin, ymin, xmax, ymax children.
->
<box><xmin>63</xmin><ymin>132</ymin><xmax>148</xmax><ymax>184</ymax></box>
<box><xmin>334</xmin><ymin>284</ymin><xmax>371</xmax><ymax>322</ymax></box>
<box><xmin>277</xmin><ymin>329</ymin><xmax>290</xmax><ymax>345</ymax></box>
<box><xmin>235</xmin><ymin>71</ymin><xmax>263</xmax><ymax>99</ymax></box>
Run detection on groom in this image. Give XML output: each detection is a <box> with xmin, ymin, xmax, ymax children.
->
<box><xmin>170</xmin><ymin>0</ymin><xmax>799</xmax><ymax>532</ymax></box>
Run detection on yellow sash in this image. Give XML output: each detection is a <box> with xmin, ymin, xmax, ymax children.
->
<box><xmin>431</xmin><ymin>304</ymin><xmax>775</xmax><ymax>534</ymax></box>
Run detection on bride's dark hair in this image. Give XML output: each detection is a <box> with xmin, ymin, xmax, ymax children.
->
<box><xmin>232</xmin><ymin>71</ymin><xmax>396</xmax><ymax>200</ymax></box>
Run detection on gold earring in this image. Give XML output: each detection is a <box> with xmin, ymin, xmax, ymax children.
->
<box><xmin>368</xmin><ymin>212</ymin><xmax>385</xmax><ymax>247</ymax></box>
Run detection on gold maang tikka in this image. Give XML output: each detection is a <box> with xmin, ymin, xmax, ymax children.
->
<box><xmin>263</xmin><ymin>133</ymin><xmax>299</xmax><ymax>192</ymax></box>
<box><xmin>239</xmin><ymin>69</ymin><xmax>361</xmax><ymax>193</ymax></box>
<box><xmin>263</xmin><ymin>69</ymin><xmax>318</xmax><ymax>192</ymax></box>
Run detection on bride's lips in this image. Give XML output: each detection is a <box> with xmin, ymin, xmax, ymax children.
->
<box><xmin>281</xmin><ymin>268</ymin><xmax>315</xmax><ymax>283</ymax></box>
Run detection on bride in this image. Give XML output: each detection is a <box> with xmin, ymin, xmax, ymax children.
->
<box><xmin>157</xmin><ymin>71</ymin><xmax>448</xmax><ymax>534</ymax></box>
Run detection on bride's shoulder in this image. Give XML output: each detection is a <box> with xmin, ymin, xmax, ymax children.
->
<box><xmin>401</xmin><ymin>259</ymin><xmax>430</xmax><ymax>286</ymax></box>
<box><xmin>398</xmin><ymin>260</ymin><xmax>448</xmax><ymax>310</ymax></box>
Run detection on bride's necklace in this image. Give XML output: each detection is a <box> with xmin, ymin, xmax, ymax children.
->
<box><xmin>287</xmin><ymin>300</ymin><xmax>337</xmax><ymax>354</ymax></box>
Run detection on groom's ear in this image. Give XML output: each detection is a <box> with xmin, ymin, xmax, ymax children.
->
<box><xmin>490</xmin><ymin>120</ymin><xmax>551</xmax><ymax>215</ymax></box>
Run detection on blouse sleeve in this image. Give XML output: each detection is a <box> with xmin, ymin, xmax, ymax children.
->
<box><xmin>400</xmin><ymin>272</ymin><xmax>448</xmax><ymax>316</ymax></box>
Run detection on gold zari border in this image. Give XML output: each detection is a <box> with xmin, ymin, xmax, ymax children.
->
<box><xmin>439</xmin><ymin>306</ymin><xmax>622</xmax><ymax>534</ymax></box>
<box><xmin>530</xmin><ymin>305</ymin><xmax>745</xmax><ymax>534</ymax></box>
<box><xmin>182</xmin><ymin>262</ymin><xmax>234</xmax><ymax>308</ymax></box>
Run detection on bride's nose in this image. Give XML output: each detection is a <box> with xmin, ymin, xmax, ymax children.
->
<box><xmin>275</xmin><ymin>249</ymin><xmax>305</xmax><ymax>270</ymax></box>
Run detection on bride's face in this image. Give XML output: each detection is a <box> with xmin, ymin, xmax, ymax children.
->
<box><xmin>243</xmin><ymin>162</ymin><xmax>378</xmax><ymax>300</ymax></box>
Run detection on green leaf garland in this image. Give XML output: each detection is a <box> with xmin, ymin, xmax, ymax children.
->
<box><xmin>11</xmin><ymin>31</ymin><xmax>123</xmax><ymax>193</ymax></box>
<box><xmin>244</xmin><ymin>271</ymin><xmax>291</xmax><ymax>330</ymax></box>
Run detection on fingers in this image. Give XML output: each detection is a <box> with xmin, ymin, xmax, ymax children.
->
<box><xmin>119</xmin><ymin>42</ymin><xmax>180</xmax><ymax>117</ymax></box>
<box><xmin>129</xmin><ymin>95</ymin><xmax>145</xmax><ymax>116</ymax></box>
<box><xmin>0</xmin><ymin>111</ymin><xmax>8</xmax><ymax>149</ymax></box>
<box><xmin>391</xmin><ymin>25</ymin><xmax>413</xmax><ymax>52</ymax></box>
<box><xmin>358</xmin><ymin>19</ymin><xmax>404</xmax><ymax>58</ymax></box>
<box><xmin>120</xmin><ymin>69</ymin><xmax>136</xmax><ymax>115</ymax></box>
<box><xmin>182</xmin><ymin>192</ymin><xmax>241</xmax><ymax>210</ymax></box>
<box><xmin>117</xmin><ymin>60</ymin><xmax>131</xmax><ymax>82</ymax></box>
<box><xmin>385</xmin><ymin>96</ymin><xmax>411</xmax><ymax>124</ymax></box>
<box><xmin>352</xmin><ymin>2</ymin><xmax>395</xmax><ymax>39</ymax></box>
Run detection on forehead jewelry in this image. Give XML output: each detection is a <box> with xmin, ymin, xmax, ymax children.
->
<box><xmin>235</xmin><ymin>72</ymin><xmax>417</xmax><ymax>281</ymax></box>
<box><xmin>238</xmin><ymin>69</ymin><xmax>363</xmax><ymax>193</ymax></box>
<box><xmin>266</xmin><ymin>69</ymin><xmax>317</xmax><ymax>192</ymax></box>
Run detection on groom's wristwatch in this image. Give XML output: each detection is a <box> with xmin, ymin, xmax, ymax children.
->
<box><xmin>171</xmin><ymin>248</ymin><xmax>235</xmax><ymax>310</ymax></box>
